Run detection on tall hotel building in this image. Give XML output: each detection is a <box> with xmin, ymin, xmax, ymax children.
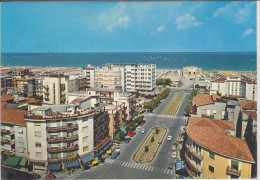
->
<box><xmin>102</xmin><ymin>63</ymin><xmax>156</xmax><ymax>93</ymax></box>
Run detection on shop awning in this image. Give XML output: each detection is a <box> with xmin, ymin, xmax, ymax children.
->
<box><xmin>3</xmin><ymin>155</ymin><xmax>21</xmax><ymax>167</ymax></box>
<box><xmin>176</xmin><ymin>160</ymin><xmax>185</xmax><ymax>171</ymax></box>
<box><xmin>47</xmin><ymin>162</ymin><xmax>61</xmax><ymax>171</ymax></box>
<box><xmin>103</xmin><ymin>141</ymin><xmax>113</xmax><ymax>151</ymax></box>
<box><xmin>81</xmin><ymin>154</ymin><xmax>94</xmax><ymax>164</ymax></box>
<box><xmin>120</xmin><ymin>126</ymin><xmax>127</xmax><ymax>134</ymax></box>
<box><xmin>19</xmin><ymin>157</ymin><xmax>27</xmax><ymax>167</ymax></box>
<box><xmin>95</xmin><ymin>150</ymin><xmax>104</xmax><ymax>157</ymax></box>
<box><xmin>64</xmin><ymin>159</ymin><xmax>79</xmax><ymax>169</ymax></box>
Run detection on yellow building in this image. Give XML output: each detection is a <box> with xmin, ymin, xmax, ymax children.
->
<box><xmin>185</xmin><ymin>117</ymin><xmax>254</xmax><ymax>179</ymax></box>
<box><xmin>183</xmin><ymin>66</ymin><xmax>201</xmax><ymax>78</ymax></box>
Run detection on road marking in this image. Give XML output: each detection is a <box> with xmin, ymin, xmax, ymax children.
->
<box><xmin>118</xmin><ymin>161</ymin><xmax>123</xmax><ymax>165</ymax></box>
<box><xmin>170</xmin><ymin>170</ymin><xmax>174</xmax><ymax>175</ymax></box>
<box><xmin>127</xmin><ymin>163</ymin><xmax>132</xmax><ymax>168</ymax></box>
<box><xmin>167</xmin><ymin>169</ymin><xmax>170</xmax><ymax>174</ymax></box>
<box><xmin>124</xmin><ymin>162</ymin><xmax>129</xmax><ymax>167</ymax></box>
<box><xmin>122</xmin><ymin>162</ymin><xmax>126</xmax><ymax>166</ymax></box>
<box><xmin>133</xmin><ymin>164</ymin><xmax>137</xmax><ymax>168</ymax></box>
<box><xmin>144</xmin><ymin>166</ymin><xmax>148</xmax><ymax>171</ymax></box>
<box><xmin>163</xmin><ymin>169</ymin><xmax>167</xmax><ymax>174</ymax></box>
<box><xmin>147</xmin><ymin>166</ymin><xmax>151</xmax><ymax>171</ymax></box>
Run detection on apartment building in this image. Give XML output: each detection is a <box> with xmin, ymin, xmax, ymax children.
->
<box><xmin>13</xmin><ymin>77</ymin><xmax>35</xmax><ymax>97</ymax></box>
<box><xmin>1</xmin><ymin>104</ymin><xmax>28</xmax><ymax>159</ymax></box>
<box><xmin>183</xmin><ymin>66</ymin><xmax>201</xmax><ymax>78</ymax></box>
<box><xmin>1</xmin><ymin>70</ymin><xmax>13</xmax><ymax>93</ymax></box>
<box><xmin>34</xmin><ymin>77</ymin><xmax>44</xmax><ymax>96</ymax></box>
<box><xmin>185</xmin><ymin>117</ymin><xmax>254</xmax><ymax>179</ymax></box>
<box><xmin>103</xmin><ymin>63</ymin><xmax>156</xmax><ymax>93</ymax></box>
<box><xmin>25</xmin><ymin>96</ymin><xmax>106</xmax><ymax>171</ymax></box>
<box><xmin>43</xmin><ymin>75</ymin><xmax>69</xmax><ymax>105</ymax></box>
<box><xmin>68</xmin><ymin>77</ymin><xmax>88</xmax><ymax>93</ymax></box>
<box><xmin>83</xmin><ymin>64</ymin><xmax>95</xmax><ymax>88</ymax></box>
<box><xmin>210</xmin><ymin>77</ymin><xmax>257</xmax><ymax>101</ymax></box>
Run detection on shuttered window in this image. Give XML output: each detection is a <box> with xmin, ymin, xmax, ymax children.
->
<box><xmin>209</xmin><ymin>152</ymin><xmax>215</xmax><ymax>160</ymax></box>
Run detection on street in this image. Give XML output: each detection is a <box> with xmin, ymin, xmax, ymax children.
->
<box><xmin>52</xmin><ymin>89</ymin><xmax>191</xmax><ymax>180</ymax></box>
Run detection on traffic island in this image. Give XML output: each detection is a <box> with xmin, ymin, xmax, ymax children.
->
<box><xmin>163</xmin><ymin>93</ymin><xmax>185</xmax><ymax>115</ymax></box>
<box><xmin>133</xmin><ymin>127</ymin><xmax>167</xmax><ymax>163</ymax></box>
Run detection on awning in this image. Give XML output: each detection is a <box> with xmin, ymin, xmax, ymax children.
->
<box><xmin>47</xmin><ymin>162</ymin><xmax>61</xmax><ymax>171</ymax></box>
<box><xmin>103</xmin><ymin>141</ymin><xmax>113</xmax><ymax>151</ymax></box>
<box><xmin>81</xmin><ymin>154</ymin><xmax>94</xmax><ymax>164</ymax></box>
<box><xmin>120</xmin><ymin>126</ymin><xmax>127</xmax><ymax>134</ymax></box>
<box><xmin>64</xmin><ymin>159</ymin><xmax>79</xmax><ymax>169</ymax></box>
<box><xmin>3</xmin><ymin>155</ymin><xmax>21</xmax><ymax>167</ymax></box>
<box><xmin>176</xmin><ymin>160</ymin><xmax>185</xmax><ymax>171</ymax></box>
<box><xmin>113</xmin><ymin>132</ymin><xmax>120</xmax><ymax>140</ymax></box>
<box><xmin>95</xmin><ymin>150</ymin><xmax>104</xmax><ymax>157</ymax></box>
<box><xmin>19</xmin><ymin>157</ymin><xmax>27</xmax><ymax>167</ymax></box>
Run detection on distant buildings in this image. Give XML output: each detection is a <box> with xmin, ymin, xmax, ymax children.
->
<box><xmin>210</xmin><ymin>77</ymin><xmax>257</xmax><ymax>101</ymax></box>
<box><xmin>185</xmin><ymin>117</ymin><xmax>254</xmax><ymax>179</ymax></box>
<box><xmin>183</xmin><ymin>66</ymin><xmax>201</xmax><ymax>78</ymax></box>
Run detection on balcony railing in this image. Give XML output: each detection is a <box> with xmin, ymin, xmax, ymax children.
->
<box><xmin>47</xmin><ymin>156</ymin><xmax>77</xmax><ymax>163</ymax></box>
<box><xmin>45</xmin><ymin>86</ymin><xmax>49</xmax><ymax>90</ymax></box>
<box><xmin>185</xmin><ymin>142</ymin><xmax>203</xmax><ymax>160</ymax></box>
<box><xmin>94</xmin><ymin>121</ymin><xmax>109</xmax><ymax>131</ymax></box>
<box><xmin>47</xmin><ymin>135</ymin><xmax>78</xmax><ymax>142</ymax></box>
<box><xmin>1</xmin><ymin>129</ymin><xmax>14</xmax><ymax>135</ymax></box>
<box><xmin>46</xmin><ymin>124</ymin><xmax>78</xmax><ymax>131</ymax></box>
<box><xmin>47</xmin><ymin>144</ymin><xmax>78</xmax><ymax>153</ymax></box>
<box><xmin>44</xmin><ymin>97</ymin><xmax>49</xmax><ymax>101</ymax></box>
<box><xmin>202</xmin><ymin>114</ymin><xmax>214</xmax><ymax>119</ymax></box>
<box><xmin>1</xmin><ymin>139</ymin><xmax>15</xmax><ymax>145</ymax></box>
<box><xmin>44</xmin><ymin>91</ymin><xmax>49</xmax><ymax>95</ymax></box>
<box><xmin>185</xmin><ymin>152</ymin><xmax>203</xmax><ymax>172</ymax></box>
<box><xmin>185</xmin><ymin>164</ymin><xmax>196</xmax><ymax>179</ymax></box>
<box><xmin>226</xmin><ymin>166</ymin><xmax>241</xmax><ymax>177</ymax></box>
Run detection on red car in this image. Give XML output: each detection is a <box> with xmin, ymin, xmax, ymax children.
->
<box><xmin>128</xmin><ymin>131</ymin><xmax>136</xmax><ymax>137</ymax></box>
<box><xmin>45</xmin><ymin>173</ymin><xmax>56</xmax><ymax>179</ymax></box>
<box><xmin>140</xmin><ymin>120</ymin><xmax>146</xmax><ymax>126</ymax></box>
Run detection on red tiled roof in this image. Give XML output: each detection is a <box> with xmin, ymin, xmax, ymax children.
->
<box><xmin>211</xmin><ymin>78</ymin><xmax>226</xmax><ymax>83</ymax></box>
<box><xmin>188</xmin><ymin>117</ymin><xmax>234</xmax><ymax>130</ymax></box>
<box><xmin>1</xmin><ymin>95</ymin><xmax>13</xmax><ymax>102</ymax></box>
<box><xmin>247</xmin><ymin>80</ymin><xmax>256</xmax><ymax>84</ymax></box>
<box><xmin>95</xmin><ymin>137</ymin><xmax>112</xmax><ymax>151</ymax></box>
<box><xmin>211</xmin><ymin>93</ymin><xmax>220</xmax><ymax>101</ymax></box>
<box><xmin>228</xmin><ymin>95</ymin><xmax>244</xmax><ymax>99</ymax></box>
<box><xmin>239</xmin><ymin>100</ymin><xmax>257</xmax><ymax>110</ymax></box>
<box><xmin>241</xmin><ymin>110</ymin><xmax>257</xmax><ymax>121</ymax></box>
<box><xmin>187</xmin><ymin>117</ymin><xmax>254</xmax><ymax>162</ymax></box>
<box><xmin>26</xmin><ymin>98</ymin><xmax>41</xmax><ymax>103</ymax></box>
<box><xmin>1</xmin><ymin>70</ymin><xmax>12</xmax><ymax>74</ymax></box>
<box><xmin>1</xmin><ymin>108</ymin><xmax>27</xmax><ymax>126</ymax></box>
<box><xmin>1</xmin><ymin>89</ymin><xmax>7</xmax><ymax>92</ymax></box>
<box><xmin>193</xmin><ymin>95</ymin><xmax>213</xmax><ymax>106</ymax></box>
<box><xmin>1</xmin><ymin>102</ymin><xmax>8</xmax><ymax>109</ymax></box>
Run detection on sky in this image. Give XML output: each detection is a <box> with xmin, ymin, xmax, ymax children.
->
<box><xmin>1</xmin><ymin>1</ymin><xmax>257</xmax><ymax>53</ymax></box>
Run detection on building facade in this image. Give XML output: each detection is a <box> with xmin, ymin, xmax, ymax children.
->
<box><xmin>183</xmin><ymin>66</ymin><xmax>201</xmax><ymax>78</ymax></box>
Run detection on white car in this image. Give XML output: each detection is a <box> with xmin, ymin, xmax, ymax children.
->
<box><xmin>141</xmin><ymin>129</ymin><xmax>145</xmax><ymax>134</ymax></box>
<box><xmin>137</xmin><ymin>126</ymin><xmax>141</xmax><ymax>129</ymax></box>
<box><xmin>172</xmin><ymin>152</ymin><xmax>177</xmax><ymax>158</ymax></box>
<box><xmin>167</xmin><ymin>135</ymin><xmax>172</xmax><ymax>141</ymax></box>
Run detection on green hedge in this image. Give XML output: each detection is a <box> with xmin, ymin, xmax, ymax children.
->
<box><xmin>144</xmin><ymin>88</ymin><xmax>169</xmax><ymax>111</ymax></box>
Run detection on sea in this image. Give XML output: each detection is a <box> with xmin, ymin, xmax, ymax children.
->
<box><xmin>1</xmin><ymin>52</ymin><xmax>257</xmax><ymax>71</ymax></box>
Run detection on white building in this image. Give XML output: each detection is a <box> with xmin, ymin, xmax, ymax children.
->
<box><xmin>210</xmin><ymin>77</ymin><xmax>257</xmax><ymax>101</ymax></box>
<box><xmin>103</xmin><ymin>63</ymin><xmax>156</xmax><ymax>93</ymax></box>
<box><xmin>183</xmin><ymin>66</ymin><xmax>201</xmax><ymax>78</ymax></box>
<box><xmin>43</xmin><ymin>75</ymin><xmax>69</xmax><ymax>105</ymax></box>
<box><xmin>25</xmin><ymin>96</ymin><xmax>108</xmax><ymax>171</ymax></box>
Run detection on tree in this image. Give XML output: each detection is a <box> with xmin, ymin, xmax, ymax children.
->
<box><xmin>151</xmin><ymin>137</ymin><xmax>154</xmax><ymax>142</ymax></box>
<box><xmin>184</xmin><ymin>104</ymin><xmax>191</xmax><ymax>114</ymax></box>
<box><xmin>135</xmin><ymin>92</ymin><xmax>140</xmax><ymax>98</ymax></box>
<box><xmin>119</xmin><ymin>131</ymin><xmax>126</xmax><ymax>140</ymax></box>
<box><xmin>145</xmin><ymin>146</ymin><xmax>149</xmax><ymax>152</ymax></box>
<box><xmin>195</xmin><ymin>84</ymin><xmax>200</xmax><ymax>89</ymax></box>
<box><xmin>156</xmin><ymin>128</ymin><xmax>159</xmax><ymax>134</ymax></box>
<box><xmin>216</xmin><ymin>91</ymin><xmax>221</xmax><ymax>96</ymax></box>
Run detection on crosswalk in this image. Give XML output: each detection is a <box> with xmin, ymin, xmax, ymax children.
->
<box><xmin>105</xmin><ymin>159</ymin><xmax>174</xmax><ymax>176</ymax></box>
<box><xmin>64</xmin><ymin>172</ymin><xmax>81</xmax><ymax>180</ymax></box>
<box><xmin>146</xmin><ymin>113</ymin><xmax>188</xmax><ymax>120</ymax></box>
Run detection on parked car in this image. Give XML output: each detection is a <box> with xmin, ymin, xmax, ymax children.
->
<box><xmin>137</xmin><ymin>125</ymin><xmax>141</xmax><ymax>129</ymax></box>
<box><xmin>168</xmin><ymin>162</ymin><xmax>174</xmax><ymax>169</ymax></box>
<box><xmin>167</xmin><ymin>135</ymin><xmax>172</xmax><ymax>141</ymax></box>
<box><xmin>141</xmin><ymin>129</ymin><xmax>145</xmax><ymax>134</ymax></box>
<box><xmin>124</xmin><ymin>138</ymin><xmax>131</xmax><ymax>143</ymax></box>
<box><xmin>172</xmin><ymin>143</ymin><xmax>177</xmax><ymax>151</ymax></box>
<box><xmin>110</xmin><ymin>151</ymin><xmax>120</xmax><ymax>159</ymax></box>
<box><xmin>128</xmin><ymin>131</ymin><xmax>136</xmax><ymax>137</ymax></box>
<box><xmin>172</xmin><ymin>152</ymin><xmax>177</xmax><ymax>158</ymax></box>
<box><xmin>45</xmin><ymin>173</ymin><xmax>56</xmax><ymax>179</ymax></box>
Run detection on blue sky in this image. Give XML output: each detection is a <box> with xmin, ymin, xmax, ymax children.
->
<box><xmin>2</xmin><ymin>1</ymin><xmax>256</xmax><ymax>53</ymax></box>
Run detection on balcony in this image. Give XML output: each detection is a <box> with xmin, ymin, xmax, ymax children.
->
<box><xmin>44</xmin><ymin>91</ymin><xmax>49</xmax><ymax>95</ymax></box>
<box><xmin>60</xmin><ymin>84</ymin><xmax>65</xmax><ymax>91</ymax></box>
<box><xmin>45</xmin><ymin>86</ymin><xmax>49</xmax><ymax>90</ymax></box>
<box><xmin>1</xmin><ymin>138</ymin><xmax>15</xmax><ymax>145</ymax></box>
<box><xmin>1</xmin><ymin>129</ymin><xmax>14</xmax><ymax>135</ymax></box>
<box><xmin>44</xmin><ymin>97</ymin><xmax>49</xmax><ymax>101</ymax></box>
<box><xmin>185</xmin><ymin>152</ymin><xmax>203</xmax><ymax>172</ymax></box>
<box><xmin>47</xmin><ymin>135</ymin><xmax>78</xmax><ymax>143</ymax></box>
<box><xmin>47</xmin><ymin>156</ymin><xmax>77</xmax><ymax>163</ymax></box>
<box><xmin>202</xmin><ymin>114</ymin><xmax>214</xmax><ymax>119</ymax></box>
<box><xmin>185</xmin><ymin>164</ymin><xmax>196</xmax><ymax>179</ymax></box>
<box><xmin>46</xmin><ymin>124</ymin><xmax>78</xmax><ymax>132</ymax></box>
<box><xmin>226</xmin><ymin>166</ymin><xmax>241</xmax><ymax>177</ymax></box>
<box><xmin>185</xmin><ymin>142</ymin><xmax>203</xmax><ymax>160</ymax></box>
<box><xmin>47</xmin><ymin>144</ymin><xmax>78</xmax><ymax>153</ymax></box>
<box><xmin>94</xmin><ymin>120</ymin><xmax>109</xmax><ymax>131</ymax></box>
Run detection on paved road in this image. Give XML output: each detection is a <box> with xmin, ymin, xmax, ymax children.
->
<box><xmin>55</xmin><ymin>89</ymin><xmax>191</xmax><ymax>179</ymax></box>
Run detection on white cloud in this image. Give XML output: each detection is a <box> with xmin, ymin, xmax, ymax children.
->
<box><xmin>157</xmin><ymin>25</ymin><xmax>165</xmax><ymax>32</ymax></box>
<box><xmin>175</xmin><ymin>14</ymin><xmax>202</xmax><ymax>29</ymax></box>
<box><xmin>242</xmin><ymin>28</ymin><xmax>254</xmax><ymax>38</ymax></box>
<box><xmin>213</xmin><ymin>2</ymin><xmax>255</xmax><ymax>24</ymax></box>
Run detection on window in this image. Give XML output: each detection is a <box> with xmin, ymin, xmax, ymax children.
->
<box><xmin>35</xmin><ymin>142</ymin><xmax>42</xmax><ymax>147</ymax></box>
<box><xmin>51</xmin><ymin>153</ymin><xmax>58</xmax><ymax>159</ymax></box>
<box><xmin>83</xmin><ymin>117</ymin><xmax>88</xmax><ymax>121</ymax></box>
<box><xmin>19</xmin><ymin>142</ymin><xmax>24</xmax><ymax>146</ymax></box>
<box><xmin>18</xmin><ymin>137</ymin><xmax>23</xmax><ymax>143</ymax></box>
<box><xmin>35</xmin><ymin>131</ymin><xmax>41</xmax><ymax>137</ymax></box>
<box><xmin>68</xmin><ymin>152</ymin><xmax>74</xmax><ymax>157</ymax></box>
<box><xmin>209</xmin><ymin>152</ymin><xmax>215</xmax><ymax>159</ymax></box>
<box><xmin>231</xmin><ymin>160</ymin><xmax>239</xmax><ymax>170</ymax></box>
<box><xmin>208</xmin><ymin>165</ymin><xmax>214</xmax><ymax>173</ymax></box>
<box><xmin>36</xmin><ymin>152</ymin><xmax>42</xmax><ymax>158</ymax></box>
<box><xmin>34</xmin><ymin>122</ymin><xmax>41</xmax><ymax>126</ymax></box>
<box><xmin>82</xmin><ymin>126</ymin><xmax>88</xmax><ymax>132</ymax></box>
<box><xmin>83</xmin><ymin>136</ymin><xmax>88</xmax><ymax>143</ymax></box>
<box><xmin>83</xmin><ymin>146</ymin><xmax>89</xmax><ymax>152</ymax></box>
<box><xmin>19</xmin><ymin>147</ymin><xmax>24</xmax><ymax>153</ymax></box>
<box><xmin>18</xmin><ymin>128</ymin><xmax>23</xmax><ymax>134</ymax></box>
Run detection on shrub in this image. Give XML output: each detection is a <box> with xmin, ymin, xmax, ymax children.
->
<box><xmin>119</xmin><ymin>131</ymin><xmax>126</xmax><ymax>140</ymax></box>
<box><xmin>151</xmin><ymin>137</ymin><xmax>154</xmax><ymax>142</ymax></box>
<box><xmin>145</xmin><ymin>146</ymin><xmax>149</xmax><ymax>152</ymax></box>
<box><xmin>156</xmin><ymin>128</ymin><xmax>159</xmax><ymax>134</ymax></box>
